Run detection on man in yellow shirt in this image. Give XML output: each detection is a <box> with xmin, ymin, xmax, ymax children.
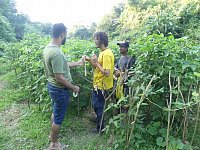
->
<box><xmin>86</xmin><ymin>31</ymin><xmax>114</xmax><ymax>133</ymax></box>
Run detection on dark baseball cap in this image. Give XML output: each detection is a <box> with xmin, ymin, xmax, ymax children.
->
<box><xmin>117</xmin><ymin>41</ymin><xmax>129</xmax><ymax>48</ymax></box>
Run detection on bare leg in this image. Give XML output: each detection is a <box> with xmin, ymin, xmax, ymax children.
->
<box><xmin>51</xmin><ymin>113</ymin><xmax>54</xmax><ymax>126</ymax></box>
<box><xmin>49</xmin><ymin>123</ymin><xmax>61</xmax><ymax>149</ymax></box>
<box><xmin>51</xmin><ymin>123</ymin><xmax>60</xmax><ymax>142</ymax></box>
<box><xmin>49</xmin><ymin>113</ymin><xmax>54</xmax><ymax>139</ymax></box>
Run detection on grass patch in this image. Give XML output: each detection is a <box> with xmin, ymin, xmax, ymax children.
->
<box><xmin>0</xmin><ymin>58</ymin><xmax>11</xmax><ymax>75</ymax></box>
<box><xmin>0</xmin><ymin>124</ymin><xmax>11</xmax><ymax>149</ymax></box>
<box><xmin>16</xmin><ymin>105</ymin><xmax>50</xmax><ymax>149</ymax></box>
<box><xmin>0</xmin><ymin>64</ymin><xmax>26</xmax><ymax>111</ymax></box>
<box><xmin>0</xmin><ymin>103</ymin><xmax>107</xmax><ymax>150</ymax></box>
<box><xmin>0</xmin><ymin>104</ymin><xmax>50</xmax><ymax>150</ymax></box>
<box><xmin>60</xmin><ymin>110</ymin><xmax>107</xmax><ymax>150</ymax></box>
<box><xmin>0</xmin><ymin>88</ymin><xmax>25</xmax><ymax>111</ymax></box>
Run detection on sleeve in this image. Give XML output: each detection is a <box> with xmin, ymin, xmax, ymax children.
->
<box><xmin>102</xmin><ymin>54</ymin><xmax>112</xmax><ymax>70</ymax></box>
<box><xmin>128</xmin><ymin>56</ymin><xmax>136</xmax><ymax>69</ymax></box>
<box><xmin>115</xmin><ymin>59</ymin><xmax>119</xmax><ymax>70</ymax></box>
<box><xmin>51</xmin><ymin>53</ymin><xmax>64</xmax><ymax>73</ymax></box>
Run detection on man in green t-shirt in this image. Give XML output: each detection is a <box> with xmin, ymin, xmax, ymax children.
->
<box><xmin>43</xmin><ymin>23</ymin><xmax>84</xmax><ymax>150</ymax></box>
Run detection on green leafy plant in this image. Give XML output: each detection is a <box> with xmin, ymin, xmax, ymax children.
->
<box><xmin>105</xmin><ymin>34</ymin><xmax>200</xmax><ymax>149</ymax></box>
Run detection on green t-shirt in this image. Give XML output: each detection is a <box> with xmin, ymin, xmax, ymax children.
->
<box><xmin>43</xmin><ymin>43</ymin><xmax>72</xmax><ymax>88</ymax></box>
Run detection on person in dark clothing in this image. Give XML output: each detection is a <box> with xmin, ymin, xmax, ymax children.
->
<box><xmin>114</xmin><ymin>41</ymin><xmax>135</xmax><ymax>99</ymax></box>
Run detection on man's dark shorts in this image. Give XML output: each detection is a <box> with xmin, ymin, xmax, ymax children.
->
<box><xmin>47</xmin><ymin>82</ymin><xmax>70</xmax><ymax>125</ymax></box>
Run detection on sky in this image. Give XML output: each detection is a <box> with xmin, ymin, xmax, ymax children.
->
<box><xmin>15</xmin><ymin>0</ymin><xmax>125</xmax><ymax>29</ymax></box>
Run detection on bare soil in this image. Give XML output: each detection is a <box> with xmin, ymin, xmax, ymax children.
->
<box><xmin>0</xmin><ymin>104</ymin><xmax>21</xmax><ymax>128</ymax></box>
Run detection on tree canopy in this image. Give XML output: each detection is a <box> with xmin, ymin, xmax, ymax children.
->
<box><xmin>0</xmin><ymin>0</ymin><xmax>53</xmax><ymax>42</ymax></box>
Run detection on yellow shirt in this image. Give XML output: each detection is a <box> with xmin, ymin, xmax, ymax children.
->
<box><xmin>93</xmin><ymin>48</ymin><xmax>114</xmax><ymax>90</ymax></box>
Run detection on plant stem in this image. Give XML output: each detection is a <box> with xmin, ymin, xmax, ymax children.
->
<box><xmin>166</xmin><ymin>71</ymin><xmax>172</xmax><ymax>150</ymax></box>
<box><xmin>191</xmin><ymin>88</ymin><xmax>200</xmax><ymax>145</ymax></box>
<box><xmin>127</xmin><ymin>75</ymin><xmax>156</xmax><ymax>148</ymax></box>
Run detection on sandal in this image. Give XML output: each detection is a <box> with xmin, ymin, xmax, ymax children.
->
<box><xmin>49</xmin><ymin>142</ymin><xmax>69</xmax><ymax>150</ymax></box>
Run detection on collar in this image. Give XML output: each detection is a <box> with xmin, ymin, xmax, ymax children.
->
<box><xmin>100</xmin><ymin>48</ymin><xmax>107</xmax><ymax>52</ymax></box>
<box><xmin>48</xmin><ymin>42</ymin><xmax>60</xmax><ymax>47</ymax></box>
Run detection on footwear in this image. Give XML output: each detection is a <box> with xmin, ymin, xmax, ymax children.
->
<box><xmin>49</xmin><ymin>142</ymin><xmax>61</xmax><ymax>150</ymax></box>
<box><xmin>90</xmin><ymin>117</ymin><xmax>97</xmax><ymax>123</ymax></box>
<box><xmin>49</xmin><ymin>142</ymin><xmax>69</xmax><ymax>150</ymax></box>
<box><xmin>91</xmin><ymin>128</ymin><xmax>104</xmax><ymax>134</ymax></box>
<box><xmin>87</xmin><ymin>111</ymin><xmax>97</xmax><ymax>123</ymax></box>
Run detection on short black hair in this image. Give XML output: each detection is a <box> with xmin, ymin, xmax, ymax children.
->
<box><xmin>93</xmin><ymin>31</ymin><xmax>108</xmax><ymax>47</ymax></box>
<box><xmin>52</xmin><ymin>23</ymin><xmax>67</xmax><ymax>38</ymax></box>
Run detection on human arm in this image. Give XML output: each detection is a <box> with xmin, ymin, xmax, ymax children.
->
<box><xmin>114</xmin><ymin>61</ymin><xmax>121</xmax><ymax>78</ymax></box>
<box><xmin>85</xmin><ymin>54</ymin><xmax>97</xmax><ymax>68</ymax></box>
<box><xmin>96</xmin><ymin>62</ymin><xmax>110</xmax><ymax>77</ymax></box>
<box><xmin>67</xmin><ymin>61</ymin><xmax>82</xmax><ymax>67</ymax></box>
<box><xmin>85</xmin><ymin>54</ymin><xmax>110</xmax><ymax>76</ymax></box>
<box><xmin>100</xmin><ymin>53</ymin><xmax>114</xmax><ymax>77</ymax></box>
<box><xmin>51</xmin><ymin>52</ymin><xmax>80</xmax><ymax>92</ymax></box>
<box><xmin>67</xmin><ymin>56</ymin><xmax>85</xmax><ymax>67</ymax></box>
<box><xmin>54</xmin><ymin>73</ymin><xmax>80</xmax><ymax>93</ymax></box>
<box><xmin>127</xmin><ymin>56</ymin><xmax>136</xmax><ymax>69</ymax></box>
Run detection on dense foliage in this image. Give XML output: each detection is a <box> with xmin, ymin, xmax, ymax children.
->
<box><xmin>105</xmin><ymin>34</ymin><xmax>200</xmax><ymax>149</ymax></box>
<box><xmin>97</xmin><ymin>0</ymin><xmax>200</xmax><ymax>43</ymax></box>
<box><xmin>2</xmin><ymin>34</ymin><xmax>118</xmax><ymax>111</ymax></box>
<box><xmin>0</xmin><ymin>0</ymin><xmax>52</xmax><ymax>42</ymax></box>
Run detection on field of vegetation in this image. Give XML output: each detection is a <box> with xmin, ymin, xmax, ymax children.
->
<box><xmin>0</xmin><ymin>0</ymin><xmax>200</xmax><ymax>149</ymax></box>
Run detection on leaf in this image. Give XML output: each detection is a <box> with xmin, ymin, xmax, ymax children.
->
<box><xmin>182</xmin><ymin>64</ymin><xmax>188</xmax><ymax>70</ymax></box>
<box><xmin>155</xmin><ymin>87</ymin><xmax>164</xmax><ymax>93</ymax></box>
<box><xmin>153</xmin><ymin>122</ymin><xmax>161</xmax><ymax>127</ymax></box>
<box><xmin>114</xmin><ymin>143</ymin><xmax>119</xmax><ymax>149</ymax></box>
<box><xmin>141</xmin><ymin>103</ymin><xmax>148</xmax><ymax>106</ymax></box>
<box><xmin>192</xmin><ymin>91</ymin><xmax>199</xmax><ymax>97</ymax></box>
<box><xmin>194</xmin><ymin>72</ymin><xmax>200</xmax><ymax>77</ymax></box>
<box><xmin>177</xmin><ymin>140</ymin><xmax>184</xmax><ymax>149</ymax></box>
<box><xmin>135</xmin><ymin>133</ymin><xmax>142</xmax><ymax>139</ymax></box>
<box><xmin>147</xmin><ymin>126</ymin><xmax>158</xmax><ymax>135</ymax></box>
<box><xmin>190</xmin><ymin>65</ymin><xmax>196</xmax><ymax>71</ymax></box>
<box><xmin>113</xmin><ymin>121</ymin><xmax>118</xmax><ymax>128</ymax></box>
<box><xmin>156</xmin><ymin>137</ymin><xmax>165</xmax><ymax>147</ymax></box>
<box><xmin>172</xmin><ymin>90</ymin><xmax>178</xmax><ymax>94</ymax></box>
<box><xmin>159</xmin><ymin>128</ymin><xmax>167</xmax><ymax>137</ymax></box>
<box><xmin>109</xmin><ymin>118</ymin><xmax>113</xmax><ymax>124</ymax></box>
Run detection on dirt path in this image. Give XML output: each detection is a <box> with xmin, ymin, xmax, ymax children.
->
<box><xmin>0</xmin><ymin>78</ymin><xmax>25</xmax><ymax>129</ymax></box>
<box><xmin>0</xmin><ymin>78</ymin><xmax>28</xmax><ymax>150</ymax></box>
<box><xmin>0</xmin><ymin>104</ymin><xmax>22</xmax><ymax>128</ymax></box>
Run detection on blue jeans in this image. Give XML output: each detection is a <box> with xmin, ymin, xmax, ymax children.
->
<box><xmin>92</xmin><ymin>89</ymin><xmax>106</xmax><ymax>131</ymax></box>
<box><xmin>47</xmin><ymin>82</ymin><xmax>70</xmax><ymax>125</ymax></box>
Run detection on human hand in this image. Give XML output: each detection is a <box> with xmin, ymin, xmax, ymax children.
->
<box><xmin>91</xmin><ymin>54</ymin><xmax>98</xmax><ymax>63</ymax></box>
<box><xmin>77</xmin><ymin>56</ymin><xmax>86</xmax><ymax>66</ymax></box>
<box><xmin>85</xmin><ymin>55</ymin><xmax>91</xmax><ymax>61</ymax></box>
<box><xmin>114</xmin><ymin>70</ymin><xmax>121</xmax><ymax>78</ymax></box>
<box><xmin>73</xmin><ymin>85</ymin><xmax>80</xmax><ymax>93</ymax></box>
